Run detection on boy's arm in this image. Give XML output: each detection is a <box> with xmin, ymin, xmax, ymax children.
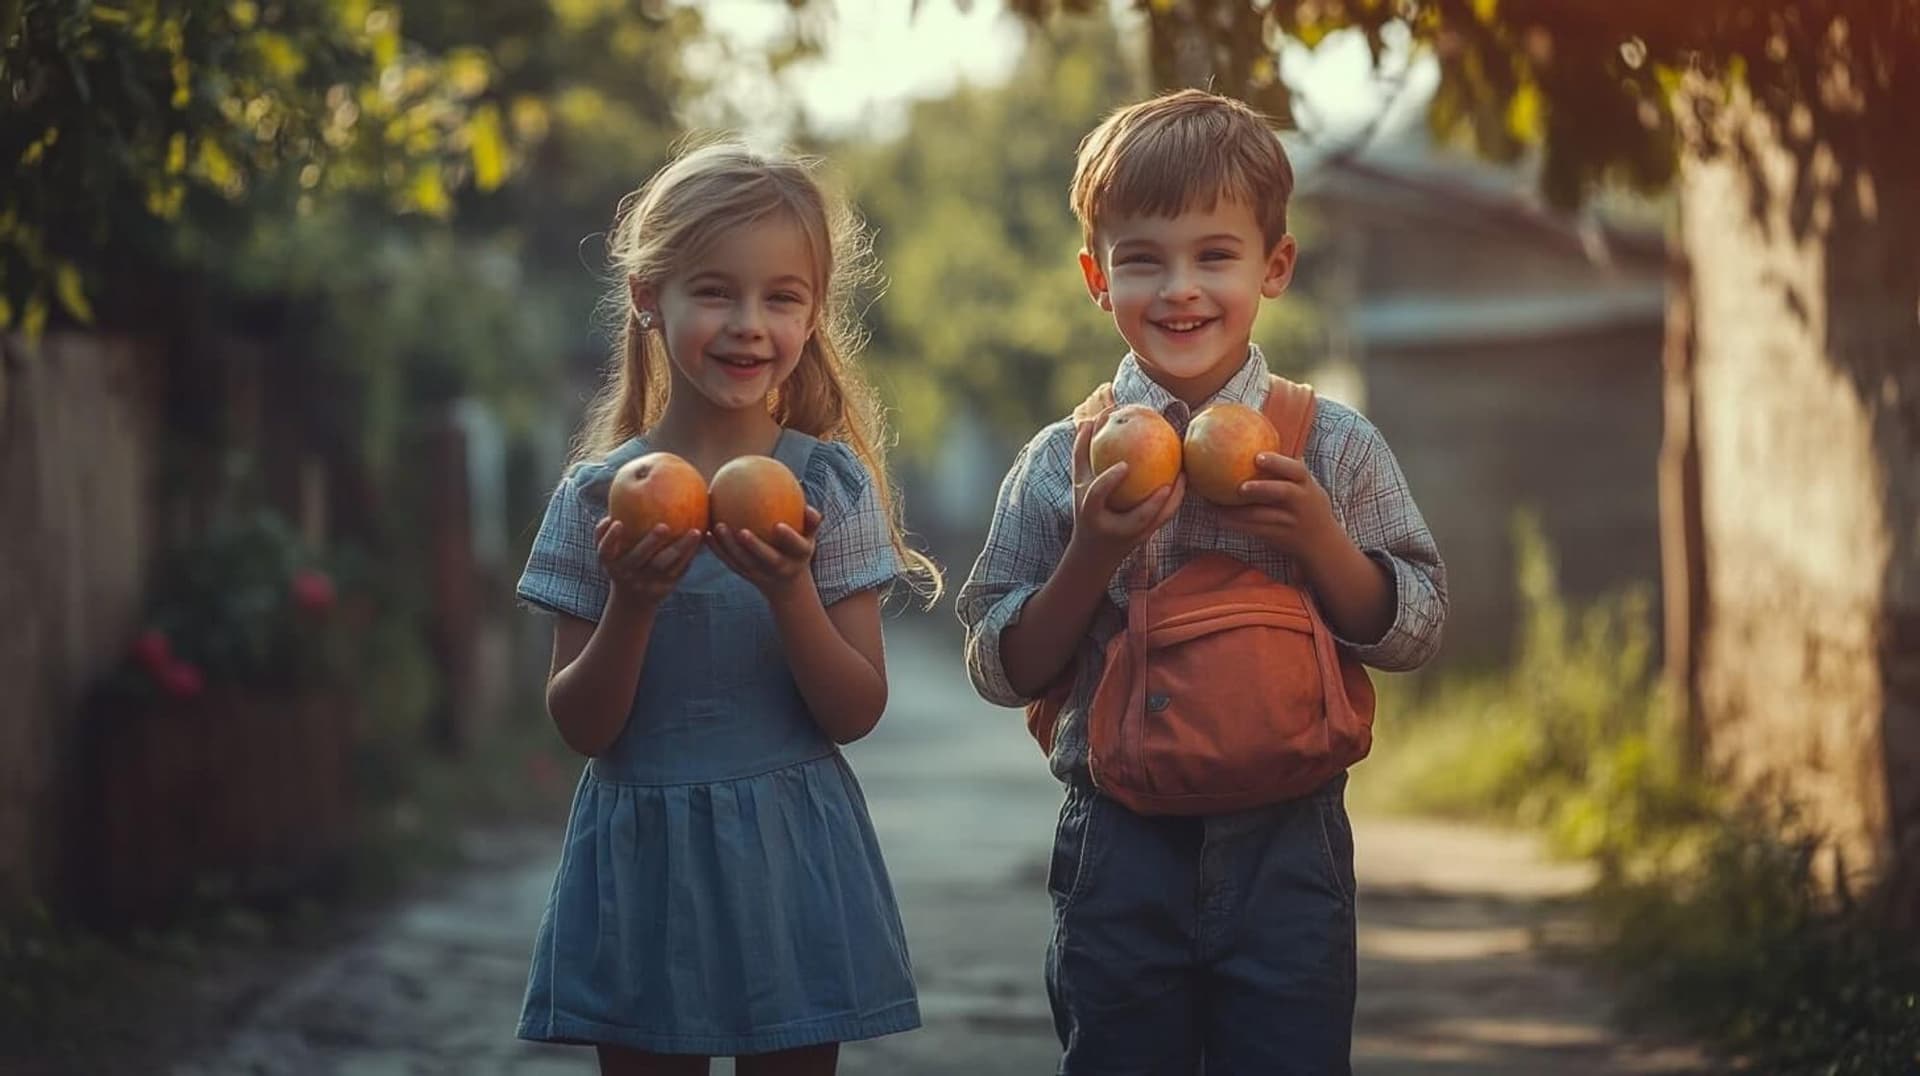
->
<box><xmin>1315</xmin><ymin>421</ymin><xmax>1447</xmax><ymax>671</ymax></box>
<box><xmin>1224</xmin><ymin>410</ymin><xmax>1447</xmax><ymax>671</ymax></box>
<box><xmin>957</xmin><ymin>432</ymin><xmax>1075</xmax><ymax>706</ymax></box>
<box><xmin>957</xmin><ymin>417</ymin><xmax>1182</xmax><ymax>704</ymax></box>
<box><xmin>997</xmin><ymin>535</ymin><xmax>1126</xmax><ymax>700</ymax></box>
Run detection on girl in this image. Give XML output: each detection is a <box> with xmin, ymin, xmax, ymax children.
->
<box><xmin>513</xmin><ymin>140</ymin><xmax>941</xmax><ymax>1076</ymax></box>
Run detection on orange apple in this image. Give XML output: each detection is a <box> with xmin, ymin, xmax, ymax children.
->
<box><xmin>608</xmin><ymin>452</ymin><xmax>709</xmax><ymax>547</ymax></box>
<box><xmin>709</xmin><ymin>455</ymin><xmax>806</xmax><ymax>543</ymax></box>
<box><xmin>1089</xmin><ymin>404</ymin><xmax>1182</xmax><ymax>509</ymax></box>
<box><xmin>1183</xmin><ymin>402</ymin><xmax>1282</xmax><ymax>506</ymax></box>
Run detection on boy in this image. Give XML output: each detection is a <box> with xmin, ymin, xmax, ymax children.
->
<box><xmin>955</xmin><ymin>89</ymin><xmax>1449</xmax><ymax>1073</ymax></box>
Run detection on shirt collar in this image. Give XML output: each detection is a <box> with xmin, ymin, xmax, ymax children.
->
<box><xmin>1110</xmin><ymin>345</ymin><xmax>1271</xmax><ymax>422</ymax></box>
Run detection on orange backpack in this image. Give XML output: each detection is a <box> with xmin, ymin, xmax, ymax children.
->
<box><xmin>1025</xmin><ymin>375</ymin><xmax>1376</xmax><ymax>816</ymax></box>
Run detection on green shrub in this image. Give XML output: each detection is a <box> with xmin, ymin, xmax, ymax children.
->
<box><xmin>1362</xmin><ymin>511</ymin><xmax>1920</xmax><ymax>1073</ymax></box>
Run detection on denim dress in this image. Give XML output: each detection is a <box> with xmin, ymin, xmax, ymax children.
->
<box><xmin>513</xmin><ymin>430</ymin><xmax>920</xmax><ymax>1055</ymax></box>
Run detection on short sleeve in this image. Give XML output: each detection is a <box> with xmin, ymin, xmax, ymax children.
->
<box><xmin>805</xmin><ymin>441</ymin><xmax>905</xmax><ymax>607</ymax></box>
<box><xmin>515</xmin><ymin>469</ymin><xmax>610</xmax><ymax>621</ymax></box>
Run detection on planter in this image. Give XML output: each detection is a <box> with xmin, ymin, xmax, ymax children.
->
<box><xmin>68</xmin><ymin>685</ymin><xmax>355</xmax><ymax>923</ymax></box>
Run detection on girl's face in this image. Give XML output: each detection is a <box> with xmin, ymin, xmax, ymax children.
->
<box><xmin>632</xmin><ymin>216</ymin><xmax>819</xmax><ymax>415</ymax></box>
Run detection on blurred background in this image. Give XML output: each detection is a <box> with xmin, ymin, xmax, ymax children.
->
<box><xmin>3</xmin><ymin>1</ymin><xmax>1916</xmax><ymax>1073</ymax></box>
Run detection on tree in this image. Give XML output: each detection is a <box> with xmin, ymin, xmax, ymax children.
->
<box><xmin>0</xmin><ymin>0</ymin><xmax>527</xmax><ymax>335</ymax></box>
<box><xmin>1010</xmin><ymin>0</ymin><xmax>1920</xmax><ymax>923</ymax></box>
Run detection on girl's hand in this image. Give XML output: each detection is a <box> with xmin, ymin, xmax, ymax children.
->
<box><xmin>1216</xmin><ymin>452</ymin><xmax>1341</xmax><ymax>562</ymax></box>
<box><xmin>596</xmin><ymin>517</ymin><xmax>703</xmax><ymax>610</ymax></box>
<box><xmin>709</xmin><ymin>506</ymin><xmax>823</xmax><ymax>602</ymax></box>
<box><xmin>1067</xmin><ymin>407</ymin><xmax>1184</xmax><ymax>568</ymax></box>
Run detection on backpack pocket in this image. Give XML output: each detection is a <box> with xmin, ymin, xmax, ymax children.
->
<box><xmin>1131</xmin><ymin>593</ymin><xmax>1332</xmax><ymax>797</ymax></box>
<box><xmin>1087</xmin><ymin>554</ymin><xmax>1372</xmax><ymax>815</ymax></box>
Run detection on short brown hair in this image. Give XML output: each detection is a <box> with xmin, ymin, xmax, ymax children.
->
<box><xmin>1070</xmin><ymin>88</ymin><xmax>1295</xmax><ymax>258</ymax></box>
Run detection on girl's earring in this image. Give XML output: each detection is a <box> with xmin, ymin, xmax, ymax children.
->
<box><xmin>636</xmin><ymin>310</ymin><xmax>657</xmax><ymax>331</ymax></box>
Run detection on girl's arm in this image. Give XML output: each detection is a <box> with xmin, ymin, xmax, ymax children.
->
<box><xmin>769</xmin><ymin>582</ymin><xmax>888</xmax><ymax>744</ymax></box>
<box><xmin>544</xmin><ymin>594</ymin><xmax>659</xmax><ymax>757</ymax></box>
<box><xmin>710</xmin><ymin>507</ymin><xmax>889</xmax><ymax>744</ymax></box>
<box><xmin>545</xmin><ymin>520</ymin><xmax>702</xmax><ymax>756</ymax></box>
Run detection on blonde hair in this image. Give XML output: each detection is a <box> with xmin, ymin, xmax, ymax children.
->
<box><xmin>1071</xmin><ymin>88</ymin><xmax>1295</xmax><ymax>259</ymax></box>
<box><xmin>573</xmin><ymin>138</ymin><xmax>941</xmax><ymax>601</ymax></box>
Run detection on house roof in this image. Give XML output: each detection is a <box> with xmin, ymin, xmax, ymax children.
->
<box><xmin>1287</xmin><ymin>116</ymin><xmax>1669</xmax><ymax>347</ymax></box>
<box><xmin>1290</xmin><ymin>123</ymin><xmax>1669</xmax><ymax>267</ymax></box>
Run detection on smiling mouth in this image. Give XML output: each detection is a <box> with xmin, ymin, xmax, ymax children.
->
<box><xmin>1152</xmin><ymin>317</ymin><xmax>1216</xmax><ymax>335</ymax></box>
<box><xmin>712</xmin><ymin>354</ymin><xmax>771</xmax><ymax>370</ymax></box>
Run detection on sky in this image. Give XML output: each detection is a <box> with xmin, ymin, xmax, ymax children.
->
<box><xmin>698</xmin><ymin>0</ymin><xmax>1437</xmax><ymax>147</ymax></box>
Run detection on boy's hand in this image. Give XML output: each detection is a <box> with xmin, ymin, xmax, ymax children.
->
<box><xmin>709</xmin><ymin>506</ymin><xmax>823</xmax><ymax>603</ymax></box>
<box><xmin>1068</xmin><ymin>408</ymin><xmax>1184</xmax><ymax>565</ymax></box>
<box><xmin>1216</xmin><ymin>452</ymin><xmax>1343</xmax><ymax>563</ymax></box>
<box><xmin>597</xmin><ymin>517</ymin><xmax>703</xmax><ymax>610</ymax></box>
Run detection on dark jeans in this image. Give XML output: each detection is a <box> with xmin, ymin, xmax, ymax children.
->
<box><xmin>1045</xmin><ymin>772</ymin><xmax>1357</xmax><ymax>1076</ymax></box>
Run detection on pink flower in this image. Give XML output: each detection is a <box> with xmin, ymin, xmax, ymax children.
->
<box><xmin>159</xmin><ymin>660</ymin><xmax>205</xmax><ymax>699</ymax></box>
<box><xmin>291</xmin><ymin>569</ymin><xmax>337</xmax><ymax>614</ymax></box>
<box><xmin>131</xmin><ymin>629</ymin><xmax>172</xmax><ymax>673</ymax></box>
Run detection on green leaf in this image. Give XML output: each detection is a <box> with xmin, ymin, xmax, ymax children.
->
<box><xmin>469</xmin><ymin>103</ymin><xmax>506</xmax><ymax>191</ymax></box>
<box><xmin>254</xmin><ymin>32</ymin><xmax>304</xmax><ymax>79</ymax></box>
<box><xmin>197</xmin><ymin>139</ymin><xmax>239</xmax><ymax>194</ymax></box>
<box><xmin>21</xmin><ymin>294</ymin><xmax>47</xmax><ymax>342</ymax></box>
<box><xmin>171</xmin><ymin>56</ymin><xmax>191</xmax><ymax>108</ymax></box>
<box><xmin>444</xmin><ymin>48</ymin><xmax>490</xmax><ymax>98</ymax></box>
<box><xmin>407</xmin><ymin>163</ymin><xmax>449</xmax><ymax>216</ymax></box>
<box><xmin>53</xmin><ymin>263</ymin><xmax>94</xmax><ymax>323</ymax></box>
<box><xmin>1506</xmin><ymin>81</ymin><xmax>1543</xmax><ymax>144</ymax></box>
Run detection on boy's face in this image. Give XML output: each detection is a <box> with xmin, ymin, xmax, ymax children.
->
<box><xmin>1079</xmin><ymin>196</ymin><xmax>1296</xmax><ymax>400</ymax></box>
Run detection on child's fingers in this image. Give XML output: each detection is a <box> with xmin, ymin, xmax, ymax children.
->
<box><xmin>659</xmin><ymin>530</ymin><xmax>705</xmax><ymax>576</ymax></box>
<box><xmin>1070</xmin><ymin>415</ymin><xmax>1099</xmax><ymax>485</ymax></box>
<box><xmin>736</xmin><ymin>529</ymin><xmax>789</xmax><ymax>571</ymax></box>
<box><xmin>1116</xmin><ymin>472</ymin><xmax>1182</xmax><ymax>527</ymax></box>
<box><xmin>768</xmin><ymin>522</ymin><xmax>814</xmax><ymax>560</ymax></box>
<box><xmin>1083</xmin><ymin>461</ymin><xmax>1131</xmax><ymax>512</ymax></box>
<box><xmin>596</xmin><ymin>519</ymin><xmax>623</xmax><ymax>562</ymax></box>
<box><xmin>710</xmin><ymin>525</ymin><xmax>775</xmax><ymax>580</ymax></box>
<box><xmin>1237</xmin><ymin>479</ymin><xmax>1297</xmax><ymax>506</ymax></box>
<box><xmin>651</xmin><ymin>528</ymin><xmax>701</xmax><ymax>569</ymax></box>
<box><xmin>800</xmin><ymin>505</ymin><xmax>822</xmax><ymax>539</ymax></box>
<box><xmin>1253</xmin><ymin>452</ymin><xmax>1310</xmax><ymax>481</ymax></box>
<box><xmin>612</xmin><ymin>523</ymin><xmax>669</xmax><ymax>567</ymax></box>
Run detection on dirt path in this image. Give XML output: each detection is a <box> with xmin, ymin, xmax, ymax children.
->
<box><xmin>161</xmin><ymin>620</ymin><xmax>1714</xmax><ymax>1075</ymax></box>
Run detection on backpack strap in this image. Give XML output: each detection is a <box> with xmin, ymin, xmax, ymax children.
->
<box><xmin>1073</xmin><ymin>382</ymin><xmax>1116</xmax><ymax>426</ymax></box>
<box><xmin>1261</xmin><ymin>375</ymin><xmax>1317</xmax><ymax>458</ymax></box>
<box><xmin>1262</xmin><ymin>376</ymin><xmax>1318</xmax><ymax>587</ymax></box>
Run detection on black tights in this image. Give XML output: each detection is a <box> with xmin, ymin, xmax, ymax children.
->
<box><xmin>595</xmin><ymin>1043</ymin><xmax>839</xmax><ymax>1076</ymax></box>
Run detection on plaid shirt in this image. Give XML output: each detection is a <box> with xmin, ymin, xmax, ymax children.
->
<box><xmin>955</xmin><ymin>347</ymin><xmax>1449</xmax><ymax>781</ymax></box>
